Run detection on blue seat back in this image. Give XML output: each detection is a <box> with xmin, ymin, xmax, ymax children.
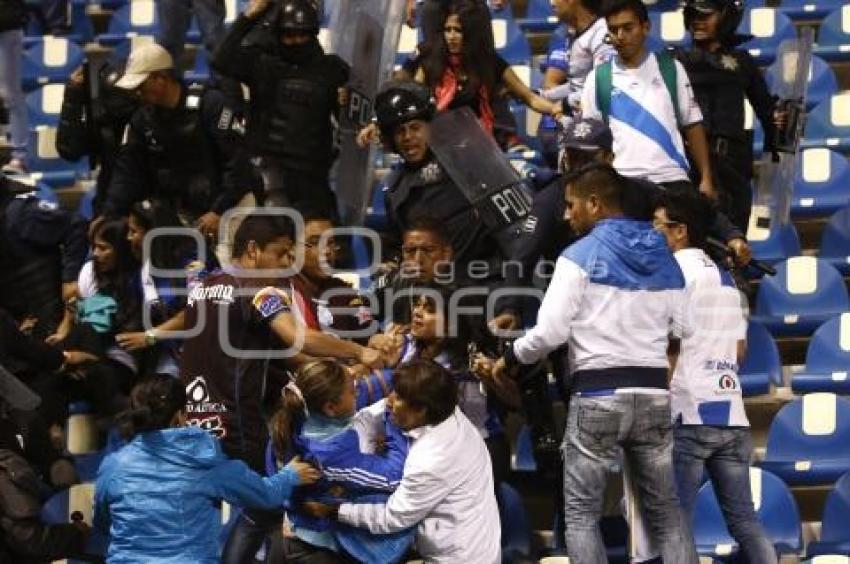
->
<box><xmin>765</xmin><ymin>55</ymin><xmax>837</xmax><ymax>110</ymax></box>
<box><xmin>792</xmin><ymin>148</ymin><xmax>850</xmax><ymax>216</ymax></box>
<box><xmin>821</xmin><ymin>471</ymin><xmax>850</xmax><ymax>543</ymax></box>
<box><xmin>739</xmin><ymin>321</ymin><xmax>783</xmax><ymax>386</ymax></box>
<box><xmin>748</xmin><ymin>221</ymin><xmax>801</xmax><ymax>265</ymax></box>
<box><xmin>106</xmin><ymin>0</ymin><xmax>161</xmax><ymax>36</ymax></box>
<box><xmin>498</xmin><ymin>482</ymin><xmax>531</xmax><ymax>558</ymax></box>
<box><xmin>692</xmin><ymin>467</ymin><xmax>801</xmax><ymax>555</ymax></box>
<box><xmin>22</xmin><ymin>37</ymin><xmax>85</xmax><ymax>90</ymax></box>
<box><xmin>754</xmin><ymin>257</ymin><xmax>849</xmax><ymax>322</ymax></box>
<box><xmin>803</xmin><ymin>314</ymin><xmax>850</xmax><ymax>375</ymax></box>
<box><xmin>820</xmin><ymin>206</ymin><xmax>850</xmax><ymax>265</ymax></box>
<box><xmin>804</xmin><ymin>93</ymin><xmax>850</xmax><ymax>150</ymax></box>
<box><xmin>649</xmin><ymin>9</ymin><xmax>688</xmax><ymax>48</ymax></box>
<box><xmin>765</xmin><ymin>393</ymin><xmax>850</xmax><ymax>462</ymax></box>
<box><xmin>817</xmin><ymin>6</ymin><xmax>850</xmax><ymax>60</ymax></box>
<box><xmin>739</xmin><ymin>8</ymin><xmax>797</xmax><ymax>64</ymax></box>
<box><xmin>26</xmin><ymin>83</ymin><xmax>65</xmax><ymax>126</ymax></box>
<box><xmin>492</xmin><ymin>16</ymin><xmax>531</xmax><ymax>63</ymax></box>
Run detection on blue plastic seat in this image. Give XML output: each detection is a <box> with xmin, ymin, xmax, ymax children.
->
<box><xmin>738</xmin><ymin>321</ymin><xmax>783</xmax><ymax>396</ymax></box>
<box><xmin>765</xmin><ymin>55</ymin><xmax>838</xmax><ymax>111</ymax></box>
<box><xmin>492</xmin><ymin>15</ymin><xmax>531</xmax><ymax>64</ymax></box>
<box><xmin>395</xmin><ymin>23</ymin><xmax>421</xmax><ymax>67</ymax></box>
<box><xmin>806</xmin><ymin>472</ymin><xmax>850</xmax><ymax>557</ymax></box>
<box><xmin>748</xmin><ymin>220</ymin><xmax>801</xmax><ymax>265</ymax></box>
<box><xmin>187</xmin><ymin>0</ymin><xmax>239</xmax><ymax>43</ymax></box>
<box><xmin>27</xmin><ymin>125</ymin><xmax>89</xmax><ymax>186</ymax></box>
<box><xmin>649</xmin><ymin>9</ymin><xmax>689</xmax><ymax>48</ymax></box>
<box><xmin>692</xmin><ymin>467</ymin><xmax>801</xmax><ymax>557</ymax></box>
<box><xmin>816</xmin><ymin>7</ymin><xmax>850</xmax><ymax>62</ymax></box>
<box><xmin>184</xmin><ymin>49</ymin><xmax>211</xmax><ymax>84</ymax></box>
<box><xmin>25</xmin><ymin>83</ymin><xmax>65</xmax><ymax>126</ymax></box>
<box><xmin>498</xmin><ymin>482</ymin><xmax>531</xmax><ymax>560</ymax></box>
<box><xmin>98</xmin><ymin>0</ymin><xmax>161</xmax><ymax>46</ymax></box>
<box><xmin>802</xmin><ymin>557</ymin><xmax>850</xmax><ymax>564</ymax></box>
<box><xmin>518</xmin><ymin>0</ymin><xmax>559</xmax><ymax>33</ymax></box>
<box><xmin>780</xmin><ymin>0</ymin><xmax>845</xmax><ymax>21</ymax></box>
<box><xmin>365</xmin><ymin>182</ymin><xmax>387</xmax><ymax>232</ymax></box>
<box><xmin>792</xmin><ymin>314</ymin><xmax>850</xmax><ymax>394</ymax></box>
<box><xmin>512</xmin><ymin>425</ymin><xmax>537</xmax><ymax>473</ymax></box>
<box><xmin>739</xmin><ymin>8</ymin><xmax>797</xmax><ymax>65</ymax></box>
<box><xmin>791</xmin><ymin>148</ymin><xmax>850</xmax><ymax>217</ymax></box>
<box><xmin>751</xmin><ymin>257</ymin><xmax>849</xmax><ymax>336</ymax></box>
<box><xmin>820</xmin><ymin>206</ymin><xmax>850</xmax><ymax>274</ymax></box>
<box><xmin>803</xmin><ymin>93</ymin><xmax>850</xmax><ymax>152</ymax></box>
<box><xmin>760</xmin><ymin>393</ymin><xmax>850</xmax><ymax>486</ymax></box>
<box><xmin>109</xmin><ymin>34</ymin><xmax>159</xmax><ymax>67</ymax></box>
<box><xmin>24</xmin><ymin>1</ymin><xmax>94</xmax><ymax>47</ymax></box>
<box><xmin>21</xmin><ymin>37</ymin><xmax>85</xmax><ymax>91</ymax></box>
<box><xmin>41</xmin><ymin>483</ymin><xmax>108</xmax><ymax>558</ymax></box>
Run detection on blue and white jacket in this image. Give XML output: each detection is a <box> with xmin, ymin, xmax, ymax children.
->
<box><xmin>513</xmin><ymin>218</ymin><xmax>686</xmax><ymax>390</ymax></box>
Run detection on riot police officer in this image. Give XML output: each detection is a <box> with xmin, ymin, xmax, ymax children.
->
<box><xmin>675</xmin><ymin>0</ymin><xmax>781</xmax><ymax>232</ymax></box>
<box><xmin>0</xmin><ymin>173</ymin><xmax>88</xmax><ymax>340</ymax></box>
<box><xmin>213</xmin><ymin>0</ymin><xmax>350</xmax><ymax>215</ymax></box>
<box><xmin>56</xmin><ymin>61</ymin><xmax>138</xmax><ymax>217</ymax></box>
<box><xmin>104</xmin><ymin>43</ymin><xmax>254</xmax><ymax>238</ymax></box>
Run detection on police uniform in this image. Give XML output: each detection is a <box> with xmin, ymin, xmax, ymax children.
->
<box><xmin>56</xmin><ymin>64</ymin><xmax>138</xmax><ymax>216</ymax></box>
<box><xmin>103</xmin><ymin>84</ymin><xmax>253</xmax><ymax>219</ymax></box>
<box><xmin>675</xmin><ymin>0</ymin><xmax>778</xmax><ymax>232</ymax></box>
<box><xmin>0</xmin><ymin>178</ymin><xmax>88</xmax><ymax>329</ymax></box>
<box><xmin>213</xmin><ymin>8</ymin><xmax>350</xmax><ymax>214</ymax></box>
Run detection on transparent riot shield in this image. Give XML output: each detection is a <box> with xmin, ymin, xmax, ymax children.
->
<box><xmin>749</xmin><ymin>28</ymin><xmax>814</xmax><ymax>237</ymax></box>
<box><xmin>328</xmin><ymin>0</ymin><xmax>405</xmax><ymax>225</ymax></box>
<box><xmin>428</xmin><ymin>107</ymin><xmax>534</xmax><ymax>257</ymax></box>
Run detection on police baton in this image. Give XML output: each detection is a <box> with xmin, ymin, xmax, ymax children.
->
<box><xmin>706</xmin><ymin>236</ymin><xmax>776</xmax><ymax>277</ymax></box>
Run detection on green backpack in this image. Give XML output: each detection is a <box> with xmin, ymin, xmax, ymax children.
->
<box><xmin>595</xmin><ymin>50</ymin><xmax>681</xmax><ymax>125</ymax></box>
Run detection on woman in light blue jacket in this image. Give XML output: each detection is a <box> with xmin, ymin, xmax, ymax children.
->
<box><xmin>94</xmin><ymin>374</ymin><xmax>319</xmax><ymax>563</ymax></box>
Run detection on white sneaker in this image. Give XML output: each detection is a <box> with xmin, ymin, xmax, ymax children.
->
<box><xmin>1</xmin><ymin>158</ymin><xmax>28</xmax><ymax>175</ymax></box>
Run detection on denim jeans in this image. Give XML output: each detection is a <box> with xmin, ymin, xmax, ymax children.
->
<box><xmin>0</xmin><ymin>29</ymin><xmax>28</xmax><ymax>162</ymax></box>
<box><xmin>562</xmin><ymin>392</ymin><xmax>698</xmax><ymax>564</ymax></box>
<box><xmin>673</xmin><ymin>425</ymin><xmax>777</xmax><ymax>564</ymax></box>
<box><xmin>156</xmin><ymin>0</ymin><xmax>225</xmax><ymax>64</ymax></box>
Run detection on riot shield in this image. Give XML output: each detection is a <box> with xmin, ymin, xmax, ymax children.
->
<box><xmin>328</xmin><ymin>0</ymin><xmax>405</xmax><ymax>225</ymax></box>
<box><xmin>0</xmin><ymin>363</ymin><xmax>41</xmax><ymax>411</ymax></box>
<box><xmin>428</xmin><ymin>107</ymin><xmax>534</xmax><ymax>258</ymax></box>
<box><xmin>749</xmin><ymin>28</ymin><xmax>814</xmax><ymax>236</ymax></box>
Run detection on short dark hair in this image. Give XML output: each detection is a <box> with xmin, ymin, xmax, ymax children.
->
<box><xmin>294</xmin><ymin>202</ymin><xmax>337</xmax><ymax>227</ymax></box>
<box><xmin>564</xmin><ymin>163</ymin><xmax>625</xmax><ymax>211</ymax></box>
<box><xmin>232</xmin><ymin>214</ymin><xmax>296</xmax><ymax>258</ymax></box>
<box><xmin>403</xmin><ymin>216</ymin><xmax>452</xmax><ymax>248</ymax></box>
<box><xmin>393</xmin><ymin>359</ymin><xmax>457</xmax><ymax>426</ymax></box>
<box><xmin>656</xmin><ymin>189</ymin><xmax>714</xmax><ymax>248</ymax></box>
<box><xmin>117</xmin><ymin>374</ymin><xmax>187</xmax><ymax>439</ymax></box>
<box><xmin>581</xmin><ymin>0</ymin><xmax>604</xmax><ymax>16</ymax></box>
<box><xmin>602</xmin><ymin>0</ymin><xmax>649</xmax><ymax>22</ymax></box>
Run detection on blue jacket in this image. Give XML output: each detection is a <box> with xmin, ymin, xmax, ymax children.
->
<box><xmin>94</xmin><ymin>426</ymin><xmax>300</xmax><ymax>563</ymax></box>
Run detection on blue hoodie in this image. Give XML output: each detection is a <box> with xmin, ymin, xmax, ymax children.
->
<box><xmin>563</xmin><ymin>218</ymin><xmax>685</xmax><ymax>290</ymax></box>
<box><xmin>94</xmin><ymin>426</ymin><xmax>300</xmax><ymax>563</ymax></box>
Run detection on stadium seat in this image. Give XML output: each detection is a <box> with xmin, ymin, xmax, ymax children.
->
<box><xmin>184</xmin><ymin>49</ymin><xmax>211</xmax><ymax>84</ymax></box>
<box><xmin>803</xmin><ymin>93</ymin><xmax>850</xmax><ymax>151</ymax></box>
<box><xmin>187</xmin><ymin>0</ymin><xmax>238</xmax><ymax>43</ymax></box>
<box><xmin>395</xmin><ymin>24</ymin><xmax>421</xmax><ymax>66</ymax></box>
<box><xmin>765</xmin><ymin>55</ymin><xmax>838</xmax><ymax>111</ymax></box>
<box><xmin>365</xmin><ymin>182</ymin><xmax>387</xmax><ymax>232</ymax></box>
<box><xmin>508</xmin><ymin>102</ymin><xmax>543</xmax><ymax>152</ymax></box>
<box><xmin>98</xmin><ymin>0</ymin><xmax>161</xmax><ymax>46</ymax></box>
<box><xmin>806</xmin><ymin>472</ymin><xmax>850</xmax><ymax>557</ymax></box>
<box><xmin>498</xmin><ymin>482</ymin><xmax>532</xmax><ymax>560</ymax></box>
<box><xmin>792</xmin><ymin>314</ymin><xmax>850</xmax><ymax>394</ymax></box>
<box><xmin>791</xmin><ymin>148</ymin><xmax>850</xmax><ymax>217</ymax></box>
<box><xmin>41</xmin><ymin>483</ymin><xmax>108</xmax><ymax>558</ymax></box>
<box><xmin>751</xmin><ymin>256</ymin><xmax>850</xmax><ymax>336</ymax></box>
<box><xmin>512</xmin><ymin>424</ymin><xmax>537</xmax><ymax>473</ymax></box>
<box><xmin>25</xmin><ymin>83</ymin><xmax>65</xmax><ymax>127</ymax></box>
<box><xmin>748</xmin><ymin>220</ymin><xmax>801</xmax><ymax>266</ymax></box>
<box><xmin>739</xmin><ymin>8</ymin><xmax>797</xmax><ymax>65</ymax></box>
<box><xmin>820</xmin><ymin>206</ymin><xmax>850</xmax><ymax>274</ymax></box>
<box><xmin>817</xmin><ymin>7</ymin><xmax>850</xmax><ymax>62</ymax></box>
<box><xmin>5</xmin><ymin>173</ymin><xmax>60</xmax><ymax>204</ymax></box>
<box><xmin>738</xmin><ymin>321</ymin><xmax>783</xmax><ymax>396</ymax></box>
<box><xmin>492</xmin><ymin>16</ymin><xmax>532</xmax><ymax>64</ymax></box>
<box><xmin>649</xmin><ymin>9</ymin><xmax>688</xmax><ymax>48</ymax></box>
<box><xmin>24</xmin><ymin>0</ymin><xmax>94</xmax><ymax>47</ymax></box>
<box><xmin>691</xmin><ymin>467</ymin><xmax>802</xmax><ymax>558</ymax></box>
<box><xmin>21</xmin><ymin>37</ymin><xmax>85</xmax><ymax>91</ymax></box>
<box><xmin>74</xmin><ymin>450</ymin><xmax>106</xmax><ymax>483</ymax></box>
<box><xmin>109</xmin><ymin>34</ymin><xmax>158</xmax><ymax>63</ymax></box>
<box><xmin>519</xmin><ymin>0</ymin><xmax>559</xmax><ymax>33</ymax></box>
<box><xmin>26</xmin><ymin>126</ymin><xmax>89</xmax><ymax>186</ymax></box>
<box><xmin>803</xmin><ymin>557</ymin><xmax>850</xmax><ymax>564</ymax></box>
<box><xmin>760</xmin><ymin>393</ymin><xmax>850</xmax><ymax>486</ymax></box>
<box><xmin>780</xmin><ymin>0</ymin><xmax>844</xmax><ymax>21</ymax></box>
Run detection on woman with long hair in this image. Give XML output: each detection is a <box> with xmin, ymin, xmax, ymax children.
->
<box><xmin>94</xmin><ymin>374</ymin><xmax>319</xmax><ymax>563</ymax></box>
<box><xmin>360</xmin><ymin>0</ymin><xmax>560</xmax><ymax>145</ymax></box>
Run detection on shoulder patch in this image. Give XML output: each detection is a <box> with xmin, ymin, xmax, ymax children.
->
<box><xmin>37</xmin><ymin>199</ymin><xmax>59</xmax><ymax>211</ymax></box>
<box><xmin>252</xmin><ymin>286</ymin><xmax>292</xmax><ymax>320</ymax></box>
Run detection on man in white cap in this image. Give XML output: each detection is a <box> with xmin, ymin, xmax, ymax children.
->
<box><xmin>102</xmin><ymin>42</ymin><xmax>256</xmax><ymax>244</ymax></box>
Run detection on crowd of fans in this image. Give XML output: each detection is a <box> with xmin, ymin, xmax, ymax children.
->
<box><xmin>0</xmin><ymin>0</ymin><xmax>794</xmax><ymax>562</ymax></box>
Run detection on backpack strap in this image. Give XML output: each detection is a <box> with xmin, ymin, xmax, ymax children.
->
<box><xmin>595</xmin><ymin>60</ymin><xmax>613</xmax><ymax>123</ymax></box>
<box><xmin>655</xmin><ymin>50</ymin><xmax>681</xmax><ymax>125</ymax></box>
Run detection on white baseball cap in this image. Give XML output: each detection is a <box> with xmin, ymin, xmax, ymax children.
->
<box><xmin>115</xmin><ymin>43</ymin><xmax>174</xmax><ymax>90</ymax></box>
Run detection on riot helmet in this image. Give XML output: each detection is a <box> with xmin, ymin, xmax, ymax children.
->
<box><xmin>274</xmin><ymin>0</ymin><xmax>320</xmax><ymax>36</ymax></box>
<box><xmin>683</xmin><ymin>0</ymin><xmax>744</xmax><ymax>42</ymax></box>
<box><xmin>374</xmin><ymin>81</ymin><xmax>436</xmax><ymax>147</ymax></box>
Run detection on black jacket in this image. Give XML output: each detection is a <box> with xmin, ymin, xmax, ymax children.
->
<box><xmin>0</xmin><ymin>0</ymin><xmax>26</xmax><ymax>32</ymax></box>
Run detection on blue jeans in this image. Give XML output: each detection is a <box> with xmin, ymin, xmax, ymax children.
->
<box><xmin>156</xmin><ymin>0</ymin><xmax>225</xmax><ymax>64</ymax></box>
<box><xmin>673</xmin><ymin>425</ymin><xmax>777</xmax><ymax>564</ymax></box>
<box><xmin>0</xmin><ymin>29</ymin><xmax>28</xmax><ymax>161</ymax></box>
<box><xmin>562</xmin><ymin>393</ymin><xmax>698</xmax><ymax>564</ymax></box>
